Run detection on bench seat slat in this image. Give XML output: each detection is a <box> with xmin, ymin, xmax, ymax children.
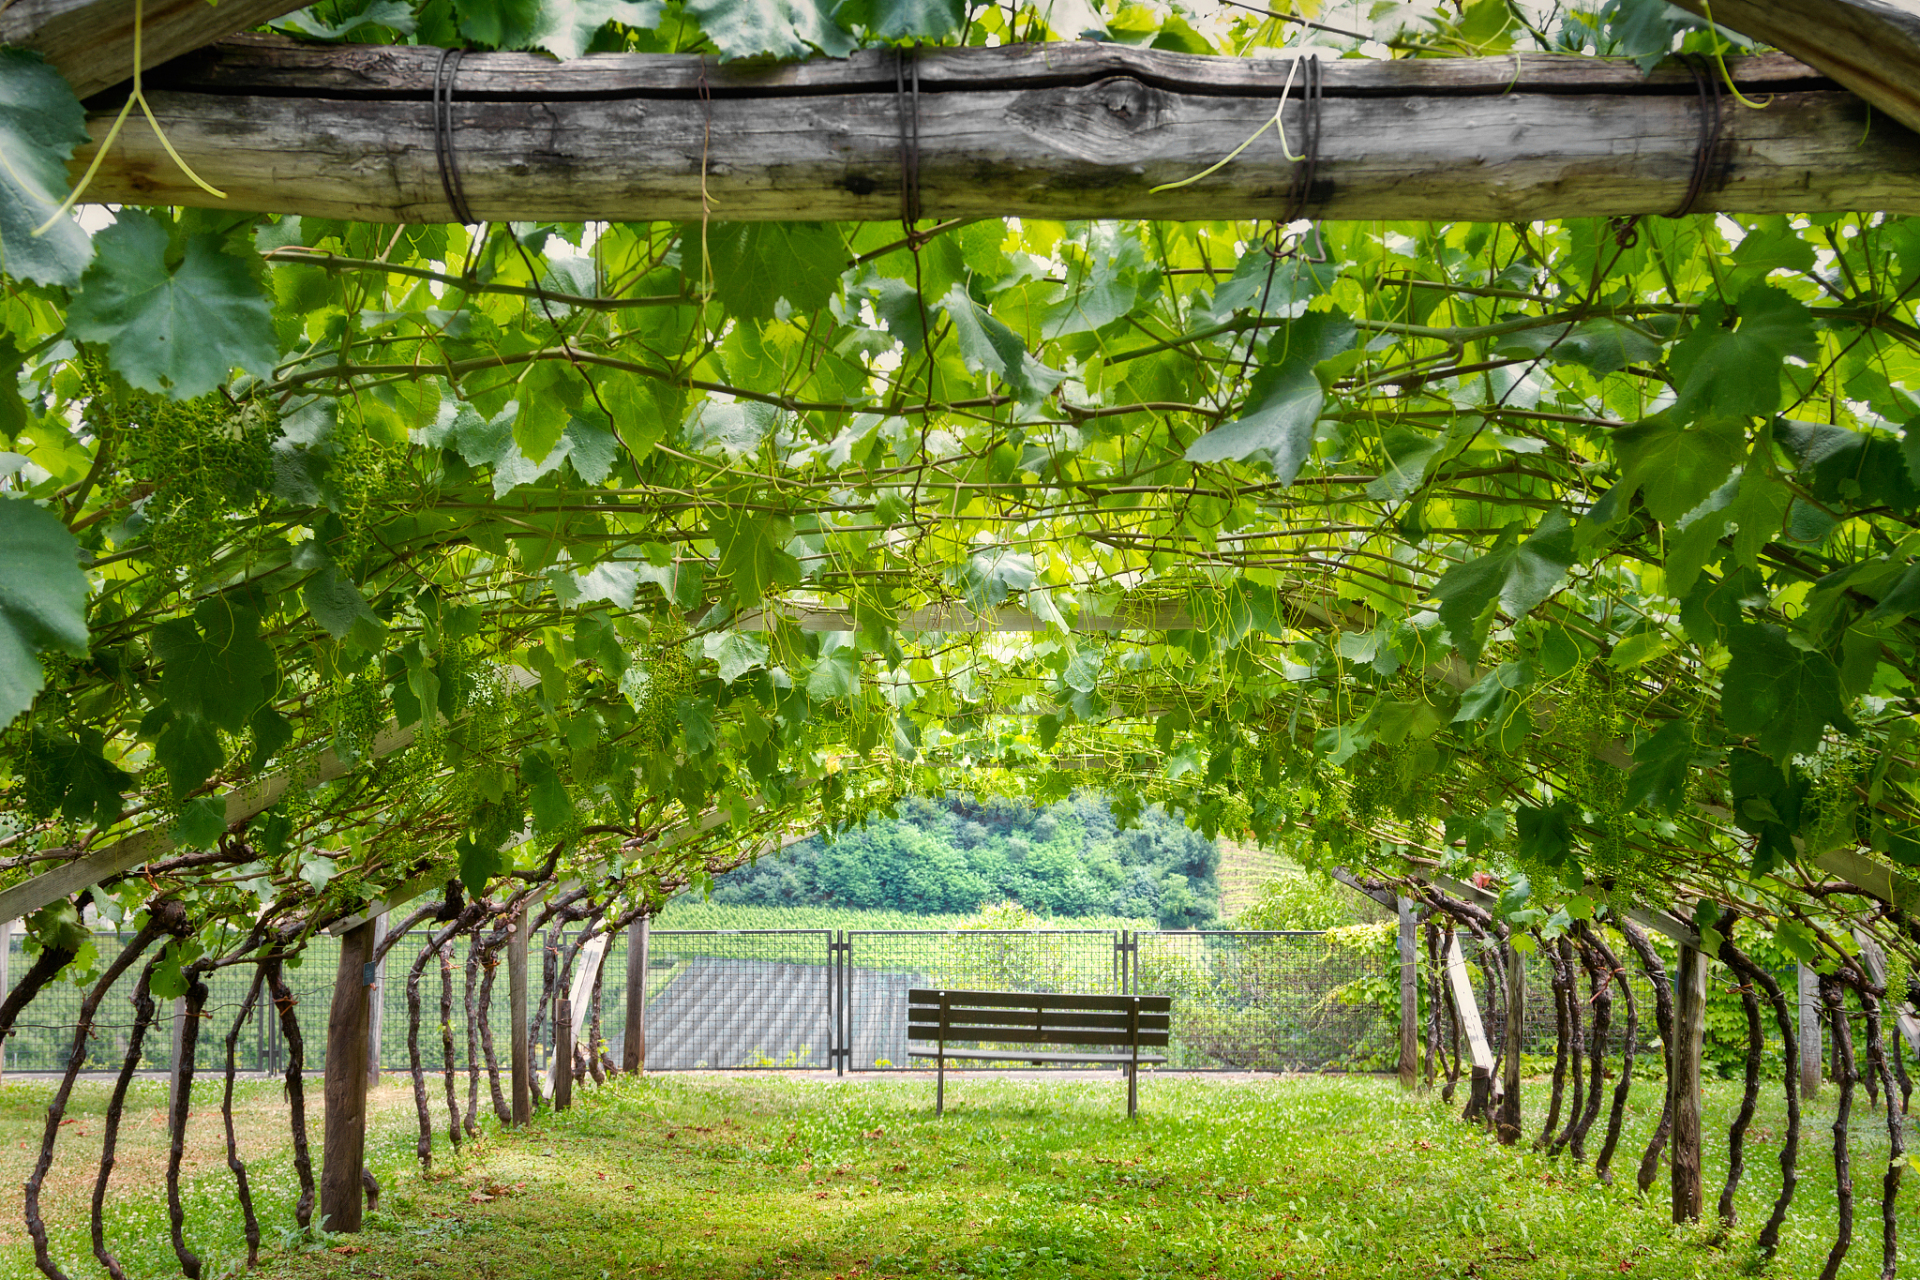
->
<box><xmin>908</xmin><ymin>1025</ymin><xmax>1171</xmax><ymax>1048</ymax></box>
<box><xmin>907</xmin><ymin>989</ymin><xmax>1171</xmax><ymax>1014</ymax></box>
<box><xmin>907</xmin><ymin>1049</ymin><xmax>1169</xmax><ymax>1065</ymax></box>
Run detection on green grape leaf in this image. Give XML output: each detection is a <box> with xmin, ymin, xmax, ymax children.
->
<box><xmin>1431</xmin><ymin>508</ymin><xmax>1575</xmax><ymax>665</ymax></box>
<box><xmin>68</xmin><ymin>213</ymin><xmax>277</xmax><ymax>398</ymax></box>
<box><xmin>152</xmin><ymin>600</ymin><xmax>278</xmax><ymax>735</ymax></box>
<box><xmin>1776</xmin><ymin>419</ymin><xmax>1920</xmax><ymax>514</ymax></box>
<box><xmin>0</xmin><ymin>497</ymin><xmax>88</xmax><ymax>729</ymax></box>
<box><xmin>1600</xmin><ymin>0</ymin><xmax>1695</xmax><ymax>70</ymax></box>
<box><xmin>530</xmin><ymin>0</ymin><xmax>661</xmax><ymax>56</ymax></box>
<box><xmin>687</xmin><ymin>223</ymin><xmax>847</xmax><ymax>323</ymax></box>
<box><xmin>1669</xmin><ymin>287</ymin><xmax>1817</xmax><ymax>421</ymax></box>
<box><xmin>1720</xmin><ymin>623</ymin><xmax>1855</xmax><ymax>764</ymax></box>
<box><xmin>271</xmin><ymin>0</ymin><xmax>420</xmax><ymax>38</ymax></box>
<box><xmin>704</xmin><ymin>631</ymin><xmax>769</xmax><ymax>684</ymax></box>
<box><xmin>26</xmin><ymin>729</ymin><xmax>129</xmax><ymax>827</ymax></box>
<box><xmin>524</xmin><ymin>751</ymin><xmax>573</xmax><ymax>832</ymax></box>
<box><xmin>304</xmin><ymin>564</ymin><xmax>382</xmax><ymax>641</ymax></box>
<box><xmin>804</xmin><ymin>645</ymin><xmax>861</xmax><ymax>701</ymax></box>
<box><xmin>171</xmin><ymin>796</ymin><xmax>229</xmax><ymax>850</ymax></box>
<box><xmin>154</xmin><ymin>713</ymin><xmax>224</xmax><ymax>800</ymax></box>
<box><xmin>684</xmin><ymin>0</ymin><xmax>855</xmax><ymax>58</ymax></box>
<box><xmin>0</xmin><ymin>50</ymin><xmax>92</xmax><ymax>288</ymax></box>
<box><xmin>952</xmin><ymin>545</ymin><xmax>1037</xmax><ymax>612</ymax></box>
<box><xmin>1184</xmin><ymin>311</ymin><xmax>1357</xmax><ymax>478</ymax></box>
<box><xmin>1612</xmin><ymin>414</ymin><xmax>1745</xmax><ymax>524</ymax></box>
<box><xmin>1494</xmin><ymin>317</ymin><xmax>1661</xmax><ymax>376</ymax></box>
<box><xmin>941</xmin><ymin>286</ymin><xmax>1067</xmax><ymax>404</ymax></box>
<box><xmin>1626</xmin><ymin>715</ymin><xmax>1696</xmax><ymax>814</ymax></box>
<box><xmin>710</xmin><ymin>507</ymin><xmax>802</xmax><ymax>608</ymax></box>
<box><xmin>1516</xmin><ymin>799</ymin><xmax>1576</xmax><ymax>867</ymax></box>
<box><xmin>840</xmin><ymin>0</ymin><xmax>965</xmax><ymax>39</ymax></box>
<box><xmin>457</xmin><ymin>835</ymin><xmax>514</xmax><ymax>898</ymax></box>
<box><xmin>248</xmin><ymin>704</ymin><xmax>293</xmax><ymax>771</ymax></box>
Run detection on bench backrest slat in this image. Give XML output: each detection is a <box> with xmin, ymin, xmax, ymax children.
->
<box><xmin>907</xmin><ymin>989</ymin><xmax>1171</xmax><ymax>1014</ymax></box>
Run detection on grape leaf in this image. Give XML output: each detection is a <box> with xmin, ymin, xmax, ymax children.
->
<box><xmin>1612</xmin><ymin>414</ymin><xmax>1745</xmax><ymax>525</ymax></box>
<box><xmin>1626</xmin><ymin>715</ymin><xmax>1696</xmax><ymax>814</ymax></box>
<box><xmin>684</xmin><ymin>0</ymin><xmax>855</xmax><ymax>58</ymax></box>
<box><xmin>710</xmin><ymin>507</ymin><xmax>802</xmax><ymax>607</ymax></box>
<box><xmin>1431</xmin><ymin>508</ymin><xmax>1575</xmax><ymax>665</ymax></box>
<box><xmin>952</xmin><ymin>545</ymin><xmax>1037</xmax><ymax>612</ymax></box>
<box><xmin>1720</xmin><ymin>623</ymin><xmax>1855</xmax><ymax>764</ymax></box>
<box><xmin>0</xmin><ymin>497</ymin><xmax>88</xmax><ymax>729</ymax></box>
<box><xmin>840</xmin><ymin>0</ymin><xmax>964</xmax><ymax>39</ymax></box>
<box><xmin>0</xmin><ymin>50</ymin><xmax>92</xmax><ymax>288</ymax></box>
<box><xmin>1184</xmin><ymin>311</ymin><xmax>1357</xmax><ymax>478</ymax></box>
<box><xmin>941</xmin><ymin>286</ymin><xmax>1067</xmax><ymax>404</ymax></box>
<box><xmin>1669</xmin><ymin>286</ymin><xmax>1817</xmax><ymax>421</ymax></box>
<box><xmin>689</xmin><ymin>222</ymin><xmax>848</xmax><ymax>323</ymax></box>
<box><xmin>68</xmin><ymin>213</ymin><xmax>277</xmax><ymax>398</ymax></box>
<box><xmin>152</xmin><ymin>600</ymin><xmax>279</xmax><ymax>735</ymax></box>
<box><xmin>25</xmin><ymin>728</ymin><xmax>128</xmax><ymax>827</ymax></box>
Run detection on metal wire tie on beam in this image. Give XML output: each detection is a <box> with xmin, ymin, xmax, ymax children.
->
<box><xmin>434</xmin><ymin>46</ymin><xmax>478</xmax><ymax>225</ymax></box>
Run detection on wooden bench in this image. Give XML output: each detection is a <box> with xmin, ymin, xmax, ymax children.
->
<box><xmin>907</xmin><ymin>988</ymin><xmax>1172</xmax><ymax>1117</ymax></box>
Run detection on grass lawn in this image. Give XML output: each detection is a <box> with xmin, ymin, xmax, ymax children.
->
<box><xmin>0</xmin><ymin>1068</ymin><xmax>1905</xmax><ymax>1279</ymax></box>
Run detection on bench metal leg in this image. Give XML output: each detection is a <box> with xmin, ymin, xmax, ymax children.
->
<box><xmin>936</xmin><ymin>1051</ymin><xmax>944</xmax><ymax>1116</ymax></box>
<box><xmin>1127</xmin><ymin>1063</ymin><xmax>1137</xmax><ymax>1118</ymax></box>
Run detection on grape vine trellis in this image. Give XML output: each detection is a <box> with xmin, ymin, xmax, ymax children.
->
<box><xmin>5</xmin><ymin>0</ymin><xmax>1920</xmax><ymax>1269</ymax></box>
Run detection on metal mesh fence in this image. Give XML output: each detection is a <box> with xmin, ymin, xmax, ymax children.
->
<box><xmin>4</xmin><ymin>921</ymin><xmax>1764</xmax><ymax>1077</ymax></box>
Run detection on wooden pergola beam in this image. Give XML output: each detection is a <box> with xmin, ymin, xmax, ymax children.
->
<box><xmin>0</xmin><ymin>0</ymin><xmax>310</xmax><ymax>99</ymax></box>
<box><xmin>1670</xmin><ymin>0</ymin><xmax>1920</xmax><ymax>138</ymax></box>
<box><xmin>79</xmin><ymin>40</ymin><xmax>1920</xmax><ymax>221</ymax></box>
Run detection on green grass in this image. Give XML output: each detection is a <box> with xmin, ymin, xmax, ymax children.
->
<box><xmin>0</xmin><ymin>1069</ymin><xmax>1903</xmax><ymax>1280</ymax></box>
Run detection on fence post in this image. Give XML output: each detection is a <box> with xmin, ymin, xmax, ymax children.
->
<box><xmin>1498</xmin><ymin>940</ymin><xmax>1524</xmax><ymax>1144</ymax></box>
<box><xmin>1396</xmin><ymin>899</ymin><xmax>1418</xmax><ymax>1090</ymax></box>
<box><xmin>623</xmin><ymin>914</ymin><xmax>648</xmax><ymax>1074</ymax></box>
<box><xmin>321</xmin><ymin>918</ymin><xmax>376</xmax><ymax>1233</ymax></box>
<box><xmin>1670</xmin><ymin>941</ymin><xmax>1709</xmax><ymax>1223</ymax></box>
<box><xmin>1797</xmin><ymin>962</ymin><xmax>1822</xmax><ymax>1099</ymax></box>
<box><xmin>553</xmin><ymin>991</ymin><xmax>573</xmax><ymax>1112</ymax></box>
<box><xmin>509</xmin><ymin>903</ymin><xmax>531</xmax><ymax>1125</ymax></box>
<box><xmin>366</xmin><ymin>911</ymin><xmax>387</xmax><ymax>1086</ymax></box>
<box><xmin>1</xmin><ymin>917</ymin><xmax>12</xmax><ymax>1080</ymax></box>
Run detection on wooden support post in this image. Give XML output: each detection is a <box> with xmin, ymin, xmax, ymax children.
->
<box><xmin>321</xmin><ymin>918</ymin><xmax>376</xmax><ymax>1234</ymax></box>
<box><xmin>553</xmin><ymin>992</ymin><xmax>573</xmax><ymax>1113</ymax></box>
<box><xmin>1396</xmin><ymin>897</ymin><xmax>1418</xmax><ymax>1091</ymax></box>
<box><xmin>1443</xmin><ymin>932</ymin><xmax>1496</xmax><ymax>1121</ymax></box>
<box><xmin>1799</xmin><ymin>962</ymin><xmax>1824</xmax><ymax>1100</ymax></box>
<box><xmin>509</xmin><ymin>903</ymin><xmax>531</xmax><ymax>1125</ymax></box>
<box><xmin>366</xmin><ymin>911</ymin><xmax>387</xmax><ymax>1087</ymax></box>
<box><xmin>1498</xmin><ymin>941</ymin><xmax>1525</xmax><ymax>1145</ymax></box>
<box><xmin>623</xmin><ymin>915</ymin><xmax>648</xmax><ymax>1075</ymax></box>
<box><xmin>1670</xmin><ymin>942</ymin><xmax>1709</xmax><ymax>1224</ymax></box>
<box><xmin>549</xmin><ymin>933</ymin><xmax>608</xmax><ymax>1096</ymax></box>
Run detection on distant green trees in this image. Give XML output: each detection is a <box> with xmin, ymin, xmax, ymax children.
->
<box><xmin>709</xmin><ymin>792</ymin><xmax>1221</xmax><ymax>927</ymax></box>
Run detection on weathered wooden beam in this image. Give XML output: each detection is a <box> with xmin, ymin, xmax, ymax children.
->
<box><xmin>1670</xmin><ymin>0</ymin><xmax>1920</xmax><ymax>138</ymax></box>
<box><xmin>1670</xmin><ymin>941</ymin><xmax>1709</xmax><ymax>1224</ymax></box>
<box><xmin>1330</xmin><ymin>866</ymin><xmax>1399</xmax><ymax>911</ymax></box>
<box><xmin>623</xmin><ymin>914</ymin><xmax>648</xmax><ymax>1075</ymax></box>
<box><xmin>1397</xmin><ymin>896</ymin><xmax>1419</xmax><ymax>1091</ymax></box>
<box><xmin>548</xmin><ymin>931</ymin><xmax>607</xmax><ymax>1095</ymax></box>
<box><xmin>320</xmin><ymin>918</ymin><xmax>375</xmax><ymax>1233</ymax></box>
<box><xmin>0</xmin><ymin>0</ymin><xmax>310</xmax><ymax>99</ymax></box>
<box><xmin>1798</xmin><ymin>962</ymin><xmax>1823</xmax><ymax>1099</ymax></box>
<box><xmin>79</xmin><ymin>41</ymin><xmax>1920</xmax><ymax>221</ymax></box>
<box><xmin>1443</xmin><ymin>930</ymin><xmax>1496</xmax><ymax>1117</ymax></box>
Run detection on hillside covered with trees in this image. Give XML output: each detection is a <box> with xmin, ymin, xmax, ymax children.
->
<box><xmin>706</xmin><ymin>793</ymin><xmax>1221</xmax><ymax>926</ymax></box>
